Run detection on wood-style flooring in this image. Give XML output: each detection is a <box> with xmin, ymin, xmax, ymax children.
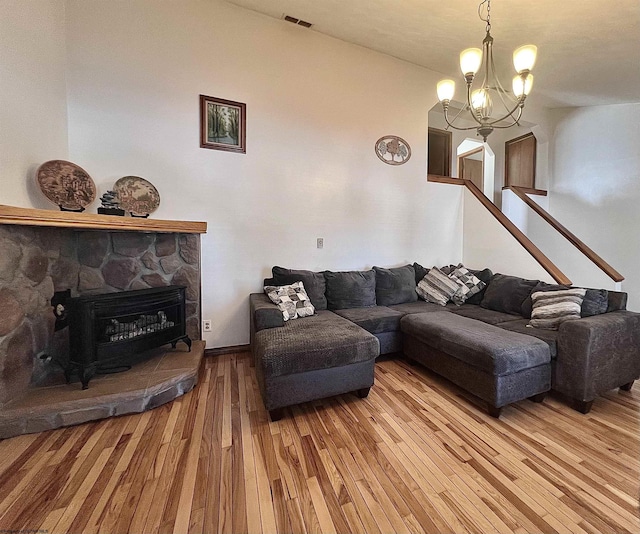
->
<box><xmin>0</xmin><ymin>351</ymin><xmax>638</xmax><ymax>534</ymax></box>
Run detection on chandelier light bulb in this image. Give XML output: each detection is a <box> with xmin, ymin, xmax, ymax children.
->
<box><xmin>513</xmin><ymin>73</ymin><xmax>534</xmax><ymax>98</ymax></box>
<box><xmin>513</xmin><ymin>45</ymin><xmax>537</xmax><ymax>74</ymax></box>
<box><xmin>437</xmin><ymin>79</ymin><xmax>456</xmax><ymax>102</ymax></box>
<box><xmin>460</xmin><ymin>48</ymin><xmax>483</xmax><ymax>76</ymax></box>
<box><xmin>471</xmin><ymin>89</ymin><xmax>493</xmax><ymax>119</ymax></box>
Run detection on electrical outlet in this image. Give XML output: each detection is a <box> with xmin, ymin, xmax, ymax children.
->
<box><xmin>203</xmin><ymin>319</ymin><xmax>212</xmax><ymax>332</ymax></box>
<box><xmin>317</xmin><ymin>237</ymin><xmax>324</xmax><ymax>249</ymax></box>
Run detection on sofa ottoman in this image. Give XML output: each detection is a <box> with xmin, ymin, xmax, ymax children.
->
<box><xmin>401</xmin><ymin>312</ymin><xmax>551</xmax><ymax>417</ymax></box>
<box><xmin>253</xmin><ymin>310</ymin><xmax>379</xmax><ymax>420</ymax></box>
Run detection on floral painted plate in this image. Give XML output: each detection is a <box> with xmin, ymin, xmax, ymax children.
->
<box><xmin>113</xmin><ymin>176</ymin><xmax>160</xmax><ymax>217</ymax></box>
<box><xmin>37</xmin><ymin>160</ymin><xmax>96</xmax><ymax>211</ymax></box>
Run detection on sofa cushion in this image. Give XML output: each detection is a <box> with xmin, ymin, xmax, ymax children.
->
<box><xmin>400</xmin><ymin>312</ymin><xmax>550</xmax><ymax>376</ymax></box>
<box><xmin>413</xmin><ymin>262</ymin><xmax>429</xmax><ymax>284</ymax></box>
<box><xmin>496</xmin><ymin>319</ymin><xmax>558</xmax><ymax>358</ymax></box>
<box><xmin>521</xmin><ymin>281</ymin><xmax>570</xmax><ymax>318</ymax></box>
<box><xmin>255</xmin><ymin>310</ymin><xmax>379</xmax><ymax>378</ymax></box>
<box><xmin>481</xmin><ymin>273</ymin><xmax>538</xmax><ymax>316</ymax></box>
<box><xmin>529</xmin><ymin>288</ymin><xmax>586</xmax><ymax>330</ymax></box>
<box><xmin>272</xmin><ymin>266</ymin><xmax>327</xmax><ymax>310</ymax></box>
<box><xmin>324</xmin><ymin>270</ymin><xmax>376</xmax><ymax>310</ymax></box>
<box><xmin>465</xmin><ymin>268</ymin><xmax>493</xmax><ymax>305</ymax></box>
<box><xmin>388</xmin><ymin>301</ymin><xmax>451</xmax><ymax>315</ymax></box>
<box><xmin>448</xmin><ymin>266</ymin><xmax>486</xmax><ymax>305</ymax></box>
<box><xmin>449</xmin><ymin>305</ymin><xmax>523</xmax><ymax>325</ymax></box>
<box><xmin>264</xmin><ymin>282</ymin><xmax>315</xmax><ymax>321</ymax></box>
<box><xmin>334</xmin><ymin>306</ymin><xmax>404</xmax><ymax>334</ymax></box>
<box><xmin>416</xmin><ymin>267</ymin><xmax>463</xmax><ymax>306</ymax></box>
<box><xmin>581</xmin><ymin>288</ymin><xmax>608</xmax><ymax>317</ymax></box>
<box><xmin>373</xmin><ymin>265</ymin><xmax>418</xmax><ymax>306</ymax></box>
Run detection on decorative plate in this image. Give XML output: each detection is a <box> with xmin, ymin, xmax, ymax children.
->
<box><xmin>36</xmin><ymin>160</ymin><xmax>96</xmax><ymax>211</ymax></box>
<box><xmin>375</xmin><ymin>136</ymin><xmax>411</xmax><ymax>166</ymax></box>
<box><xmin>113</xmin><ymin>176</ymin><xmax>160</xmax><ymax>217</ymax></box>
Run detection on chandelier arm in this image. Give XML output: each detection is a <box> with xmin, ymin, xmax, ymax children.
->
<box><xmin>442</xmin><ymin>106</ymin><xmax>483</xmax><ymax>131</ymax></box>
<box><xmin>483</xmin><ymin>102</ymin><xmax>524</xmax><ymax>127</ymax></box>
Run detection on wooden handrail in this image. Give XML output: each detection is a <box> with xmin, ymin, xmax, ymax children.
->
<box><xmin>506</xmin><ymin>186</ymin><xmax>624</xmax><ymax>282</ymax></box>
<box><xmin>428</xmin><ymin>175</ymin><xmax>572</xmax><ymax>285</ymax></box>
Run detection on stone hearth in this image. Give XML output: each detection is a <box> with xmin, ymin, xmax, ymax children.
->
<box><xmin>0</xmin><ymin>341</ymin><xmax>204</xmax><ymax>439</ymax></box>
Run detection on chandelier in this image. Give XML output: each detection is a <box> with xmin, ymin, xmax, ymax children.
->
<box><xmin>436</xmin><ymin>0</ymin><xmax>537</xmax><ymax>142</ymax></box>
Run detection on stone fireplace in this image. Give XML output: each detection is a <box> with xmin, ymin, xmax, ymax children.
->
<box><xmin>0</xmin><ymin>206</ymin><xmax>206</xmax><ymax>413</ymax></box>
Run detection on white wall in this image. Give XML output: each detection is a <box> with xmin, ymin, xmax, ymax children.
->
<box><xmin>462</xmin><ymin>188</ymin><xmax>554</xmax><ymax>282</ymax></box>
<box><xmin>64</xmin><ymin>0</ymin><xmax>463</xmax><ymax>347</ymax></box>
<box><xmin>0</xmin><ymin>0</ymin><xmax>68</xmax><ymax>208</ymax></box>
<box><xmin>549</xmin><ymin>103</ymin><xmax>640</xmax><ymax>308</ymax></box>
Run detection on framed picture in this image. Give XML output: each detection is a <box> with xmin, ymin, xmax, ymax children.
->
<box><xmin>199</xmin><ymin>94</ymin><xmax>246</xmax><ymax>153</ymax></box>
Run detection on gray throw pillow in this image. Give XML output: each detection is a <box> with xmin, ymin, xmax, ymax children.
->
<box><xmin>581</xmin><ymin>288</ymin><xmax>608</xmax><ymax>317</ymax></box>
<box><xmin>465</xmin><ymin>268</ymin><xmax>493</xmax><ymax>305</ymax></box>
<box><xmin>324</xmin><ymin>270</ymin><xmax>376</xmax><ymax>310</ymax></box>
<box><xmin>481</xmin><ymin>273</ymin><xmax>539</xmax><ymax>316</ymax></box>
<box><xmin>413</xmin><ymin>262</ymin><xmax>429</xmax><ymax>285</ymax></box>
<box><xmin>521</xmin><ymin>281</ymin><xmax>570</xmax><ymax>319</ymax></box>
<box><xmin>373</xmin><ymin>265</ymin><xmax>418</xmax><ymax>306</ymax></box>
<box><xmin>272</xmin><ymin>266</ymin><xmax>327</xmax><ymax>310</ymax></box>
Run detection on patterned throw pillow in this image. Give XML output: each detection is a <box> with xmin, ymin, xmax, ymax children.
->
<box><xmin>528</xmin><ymin>288</ymin><xmax>586</xmax><ymax>330</ymax></box>
<box><xmin>448</xmin><ymin>266</ymin><xmax>486</xmax><ymax>306</ymax></box>
<box><xmin>416</xmin><ymin>267</ymin><xmax>464</xmax><ymax>306</ymax></box>
<box><xmin>264</xmin><ymin>282</ymin><xmax>315</xmax><ymax>321</ymax></box>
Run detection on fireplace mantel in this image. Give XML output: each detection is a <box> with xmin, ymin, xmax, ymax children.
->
<box><xmin>0</xmin><ymin>204</ymin><xmax>206</xmax><ymax>233</ymax></box>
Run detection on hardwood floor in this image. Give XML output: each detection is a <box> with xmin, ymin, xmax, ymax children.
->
<box><xmin>0</xmin><ymin>351</ymin><xmax>638</xmax><ymax>533</ymax></box>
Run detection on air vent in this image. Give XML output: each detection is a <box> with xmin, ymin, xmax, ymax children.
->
<box><xmin>283</xmin><ymin>14</ymin><xmax>313</xmax><ymax>28</ymax></box>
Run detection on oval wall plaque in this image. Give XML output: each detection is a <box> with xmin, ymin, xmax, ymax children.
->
<box><xmin>375</xmin><ymin>136</ymin><xmax>411</xmax><ymax>165</ymax></box>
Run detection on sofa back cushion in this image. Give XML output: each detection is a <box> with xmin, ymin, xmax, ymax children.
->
<box><xmin>606</xmin><ymin>290</ymin><xmax>627</xmax><ymax>312</ymax></box>
<box><xmin>324</xmin><ymin>270</ymin><xmax>376</xmax><ymax>310</ymax></box>
<box><xmin>413</xmin><ymin>262</ymin><xmax>429</xmax><ymax>285</ymax></box>
<box><xmin>481</xmin><ymin>273</ymin><xmax>538</xmax><ymax>316</ymax></box>
<box><xmin>581</xmin><ymin>289</ymin><xmax>609</xmax><ymax>317</ymax></box>
<box><xmin>272</xmin><ymin>266</ymin><xmax>327</xmax><ymax>310</ymax></box>
<box><xmin>373</xmin><ymin>265</ymin><xmax>418</xmax><ymax>306</ymax></box>
<box><xmin>465</xmin><ymin>268</ymin><xmax>493</xmax><ymax>305</ymax></box>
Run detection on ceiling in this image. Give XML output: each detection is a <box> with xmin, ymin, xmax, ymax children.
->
<box><xmin>225</xmin><ymin>0</ymin><xmax>640</xmax><ymax>109</ymax></box>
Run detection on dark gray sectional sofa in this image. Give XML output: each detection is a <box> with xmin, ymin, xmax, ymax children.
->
<box><xmin>250</xmin><ymin>264</ymin><xmax>640</xmax><ymax>419</ymax></box>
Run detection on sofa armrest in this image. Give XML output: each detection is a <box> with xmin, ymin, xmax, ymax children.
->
<box><xmin>250</xmin><ymin>293</ymin><xmax>284</xmax><ymax>333</ymax></box>
<box><xmin>555</xmin><ymin>311</ymin><xmax>640</xmax><ymax>401</ymax></box>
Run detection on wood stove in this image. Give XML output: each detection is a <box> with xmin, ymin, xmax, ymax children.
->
<box><xmin>65</xmin><ymin>285</ymin><xmax>191</xmax><ymax>389</ymax></box>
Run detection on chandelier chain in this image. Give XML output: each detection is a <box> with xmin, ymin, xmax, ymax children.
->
<box><xmin>479</xmin><ymin>0</ymin><xmax>491</xmax><ymax>33</ymax></box>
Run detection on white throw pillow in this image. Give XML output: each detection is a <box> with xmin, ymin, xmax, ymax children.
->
<box><xmin>264</xmin><ymin>281</ymin><xmax>315</xmax><ymax>321</ymax></box>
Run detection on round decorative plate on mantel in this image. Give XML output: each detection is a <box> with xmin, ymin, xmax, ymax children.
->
<box><xmin>113</xmin><ymin>176</ymin><xmax>160</xmax><ymax>217</ymax></box>
<box><xmin>36</xmin><ymin>160</ymin><xmax>97</xmax><ymax>212</ymax></box>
